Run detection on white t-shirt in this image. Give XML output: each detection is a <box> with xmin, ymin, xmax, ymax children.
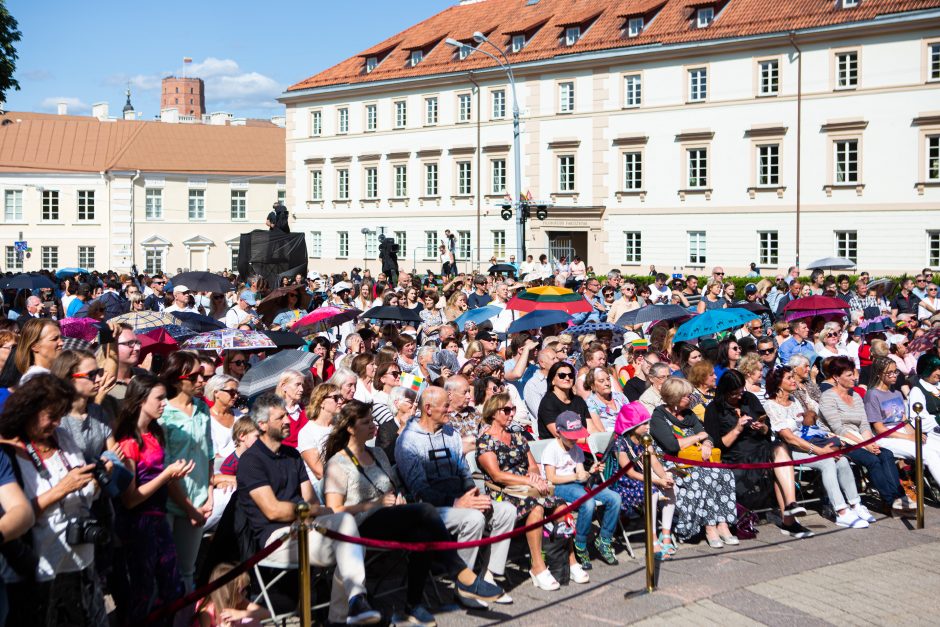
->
<box><xmin>210</xmin><ymin>417</ymin><xmax>235</xmax><ymax>472</ymax></box>
<box><xmin>297</xmin><ymin>422</ymin><xmax>333</xmax><ymax>482</ymax></box>
<box><xmin>225</xmin><ymin>306</ymin><xmax>253</xmax><ymax>329</ymax></box>
<box><xmin>540</xmin><ymin>439</ymin><xmax>584</xmax><ymax>479</ymax></box>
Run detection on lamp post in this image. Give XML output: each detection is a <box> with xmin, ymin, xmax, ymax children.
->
<box><xmin>446</xmin><ymin>33</ymin><xmax>525</xmax><ymax>260</ymax></box>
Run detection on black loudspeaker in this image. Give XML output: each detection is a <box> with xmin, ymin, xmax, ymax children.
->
<box><xmin>237</xmin><ymin>230</ymin><xmax>308</xmax><ymax>287</ymax></box>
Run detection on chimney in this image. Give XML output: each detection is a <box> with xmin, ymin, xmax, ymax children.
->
<box><xmin>208</xmin><ymin>111</ymin><xmax>232</xmax><ymax>125</ymax></box>
<box><xmin>92</xmin><ymin>102</ymin><xmax>109</xmax><ymax>120</ymax></box>
<box><xmin>160</xmin><ymin>108</ymin><xmax>179</xmax><ymax>123</ymax></box>
<box><xmin>57</xmin><ymin>101</ymin><xmax>68</xmax><ymax>115</ymax></box>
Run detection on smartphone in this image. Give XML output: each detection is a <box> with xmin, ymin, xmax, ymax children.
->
<box><xmin>97</xmin><ymin>323</ymin><xmax>114</xmax><ymax>346</ymax></box>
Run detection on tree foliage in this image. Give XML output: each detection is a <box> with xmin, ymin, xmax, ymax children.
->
<box><xmin>0</xmin><ymin>1</ymin><xmax>21</xmax><ymax>105</ymax></box>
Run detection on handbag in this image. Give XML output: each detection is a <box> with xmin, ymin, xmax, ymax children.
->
<box><xmin>677</xmin><ymin>444</ymin><xmax>721</xmax><ymax>463</ymax></box>
<box><xmin>484</xmin><ymin>480</ymin><xmax>554</xmax><ymax>500</ymax></box>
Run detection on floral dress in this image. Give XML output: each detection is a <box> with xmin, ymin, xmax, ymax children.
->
<box><xmin>586</xmin><ymin>392</ymin><xmax>628</xmax><ymax>431</ymax></box>
<box><xmin>476</xmin><ymin>430</ymin><xmax>555</xmax><ymax>518</ymax></box>
<box><xmin>612</xmin><ymin>435</ymin><xmax>649</xmax><ymax>511</ymax></box>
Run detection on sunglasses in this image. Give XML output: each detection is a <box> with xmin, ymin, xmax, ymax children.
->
<box><xmin>326</xmin><ymin>394</ymin><xmax>344</xmax><ymax>402</ymax></box>
<box><xmin>386</xmin><ymin>370</ymin><xmax>402</xmax><ymax>377</ymax></box>
<box><xmin>556</xmin><ymin>371</ymin><xmax>574</xmax><ymax>380</ymax></box>
<box><xmin>498</xmin><ymin>406</ymin><xmax>516</xmax><ymax>415</ymax></box>
<box><xmin>230</xmin><ymin>359</ymin><xmax>247</xmax><ymax>367</ymax></box>
<box><xmin>217</xmin><ymin>388</ymin><xmax>239</xmax><ymax>397</ymax></box>
<box><xmin>152</xmin><ymin>281</ymin><xmax>165</xmax><ymax>285</ymax></box>
<box><xmin>757</xmin><ymin>348</ymin><xmax>776</xmax><ymax>355</ymax></box>
<box><xmin>72</xmin><ymin>368</ymin><xmax>104</xmax><ymax>380</ymax></box>
<box><xmin>715</xmin><ymin>272</ymin><xmax>725</xmax><ymax>276</ymax></box>
<box><xmin>826</xmin><ymin>332</ymin><xmax>839</xmax><ymax>338</ymax></box>
<box><xmin>178</xmin><ymin>370</ymin><xmax>206</xmax><ymax>382</ymax></box>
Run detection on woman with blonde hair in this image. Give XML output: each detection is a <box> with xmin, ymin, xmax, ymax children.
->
<box><xmin>737</xmin><ymin>352</ymin><xmax>765</xmax><ymax>397</ymax></box>
<box><xmin>274</xmin><ymin>369</ymin><xmax>309</xmax><ymax>448</ymax></box>
<box><xmin>815</xmin><ymin>321</ymin><xmax>847</xmax><ymax>360</ymax></box>
<box><xmin>195</xmin><ymin>563</ymin><xmax>269</xmax><ymax>626</ymax></box>
<box><xmin>14</xmin><ymin>318</ymin><xmax>63</xmax><ymax>378</ymax></box>
<box><xmin>697</xmin><ymin>279</ymin><xmax>727</xmax><ymax>313</ymax></box>
<box><xmin>297</xmin><ymin>383</ymin><xmax>344</xmax><ymax>481</ymax></box>
<box><xmin>443</xmin><ymin>290</ymin><xmax>469</xmax><ymax>322</ymax></box>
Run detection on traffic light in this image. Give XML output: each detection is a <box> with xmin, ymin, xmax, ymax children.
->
<box><xmin>535</xmin><ymin>204</ymin><xmax>548</xmax><ymax>220</ymax></box>
<box><xmin>500</xmin><ymin>203</ymin><xmax>513</xmax><ymax>221</ymax></box>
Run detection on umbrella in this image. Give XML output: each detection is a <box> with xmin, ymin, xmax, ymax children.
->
<box><xmin>0</xmin><ymin>273</ymin><xmax>57</xmax><ymax>291</ymax></box>
<box><xmin>856</xmin><ymin>315</ymin><xmax>895</xmax><ymax>336</ymax></box>
<box><xmin>614</xmin><ymin>308</ymin><xmax>642</xmax><ymax>328</ymax></box>
<box><xmin>181</xmin><ymin>329</ymin><xmax>276</xmax><ymax>352</ymax></box>
<box><xmin>507</xmin><ymin>289</ymin><xmax>592</xmax><ymax>314</ymax></box>
<box><xmin>866</xmin><ymin>278</ymin><xmax>896</xmax><ymax>295</ymax></box>
<box><xmin>238</xmin><ymin>350</ymin><xmax>318</xmax><ymax>397</ymax></box>
<box><xmin>55</xmin><ymin>267</ymin><xmax>90</xmax><ymax>280</ymax></box>
<box><xmin>170</xmin><ymin>271</ymin><xmax>234</xmax><ymax>294</ymax></box>
<box><xmin>634</xmin><ymin>304</ymin><xmax>695</xmax><ymax>326</ymax></box>
<box><xmin>487</xmin><ymin>264</ymin><xmax>517</xmax><ymax>275</ymax></box>
<box><xmin>59</xmin><ymin>317</ymin><xmax>100</xmax><ymax>342</ymax></box>
<box><xmin>783</xmin><ymin>295</ymin><xmax>850</xmax><ymax>318</ymax></box>
<box><xmin>909</xmin><ymin>328</ymin><xmax>940</xmax><ymax>354</ymax></box>
<box><xmin>527</xmin><ymin>286</ymin><xmax>575</xmax><ymax>296</ymax></box>
<box><xmin>292</xmin><ymin>306</ymin><xmax>362</xmax><ymax>335</ymax></box>
<box><xmin>111</xmin><ymin>310</ymin><xmax>177</xmax><ymax>332</ymax></box>
<box><xmin>171</xmin><ymin>311</ymin><xmax>227</xmax><ymax>332</ymax></box>
<box><xmin>567</xmin><ymin>322</ymin><xmax>625</xmax><ymax>344</ymax></box>
<box><xmin>140</xmin><ymin>327</ymin><xmax>181</xmax><ymax>356</ymax></box>
<box><xmin>455</xmin><ymin>306</ymin><xmax>502</xmax><ymax>331</ymax></box>
<box><xmin>506</xmin><ymin>310</ymin><xmax>572</xmax><ymax>334</ymax></box>
<box><xmin>161</xmin><ymin>324</ymin><xmax>198</xmax><ymax>341</ymax></box>
<box><xmin>360</xmin><ymin>306</ymin><xmax>422</xmax><ymax>323</ymax></box>
<box><xmin>257</xmin><ymin>286</ymin><xmax>311</xmax><ymax>320</ymax></box>
<box><xmin>805</xmin><ymin>257</ymin><xmax>856</xmax><ymax>271</ymax></box>
<box><xmin>262</xmin><ymin>330</ymin><xmax>307</xmax><ymax>349</ymax></box>
<box><xmin>784</xmin><ymin>309</ymin><xmax>849</xmax><ymax>322</ymax></box>
<box><xmin>428</xmin><ymin>349</ymin><xmax>460</xmax><ymax>377</ymax></box>
<box><xmin>730</xmin><ymin>301</ymin><xmax>771</xmax><ymax>315</ymax></box>
<box><xmin>673</xmin><ymin>309</ymin><xmax>758</xmax><ymax>343</ymax></box>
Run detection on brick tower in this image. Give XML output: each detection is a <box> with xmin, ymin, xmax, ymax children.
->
<box><xmin>161</xmin><ymin>76</ymin><xmax>205</xmax><ymax>117</ymax></box>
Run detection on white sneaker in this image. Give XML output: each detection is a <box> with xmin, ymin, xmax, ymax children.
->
<box><xmin>852</xmin><ymin>503</ymin><xmax>876</xmax><ymax>523</ymax></box>
<box><xmin>835</xmin><ymin>511</ymin><xmax>868</xmax><ymax>528</ymax></box>
<box><xmin>570</xmin><ymin>563</ymin><xmax>590</xmax><ymax>584</ymax></box>
<box><xmin>530</xmin><ymin>568</ymin><xmax>560</xmax><ymax>591</ymax></box>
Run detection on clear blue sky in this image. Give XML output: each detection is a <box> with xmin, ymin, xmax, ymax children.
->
<box><xmin>4</xmin><ymin>0</ymin><xmax>447</xmax><ymax>119</ymax></box>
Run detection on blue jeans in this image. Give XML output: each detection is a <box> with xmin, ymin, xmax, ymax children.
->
<box><xmin>845</xmin><ymin>446</ymin><xmax>901</xmax><ymax>503</ymax></box>
<box><xmin>554</xmin><ymin>482</ymin><xmax>622</xmax><ymax>544</ymax></box>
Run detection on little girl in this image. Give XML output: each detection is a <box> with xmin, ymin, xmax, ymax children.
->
<box><xmin>194</xmin><ymin>563</ymin><xmax>270</xmax><ymax>626</ymax></box>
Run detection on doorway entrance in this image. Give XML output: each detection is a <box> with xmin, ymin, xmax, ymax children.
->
<box><xmin>547</xmin><ymin>231</ymin><xmax>587</xmax><ymax>264</ymax></box>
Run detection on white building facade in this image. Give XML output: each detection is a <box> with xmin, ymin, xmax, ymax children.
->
<box><xmin>281</xmin><ymin>0</ymin><xmax>940</xmax><ymax>276</ymax></box>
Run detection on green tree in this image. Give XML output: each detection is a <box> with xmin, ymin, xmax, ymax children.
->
<box><xmin>0</xmin><ymin>1</ymin><xmax>20</xmax><ymax>105</ymax></box>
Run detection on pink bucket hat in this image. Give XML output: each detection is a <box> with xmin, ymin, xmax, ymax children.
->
<box><xmin>615</xmin><ymin>402</ymin><xmax>651</xmax><ymax>435</ymax></box>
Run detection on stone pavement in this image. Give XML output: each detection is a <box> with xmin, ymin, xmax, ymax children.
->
<box><xmin>426</xmin><ymin>510</ymin><xmax>940</xmax><ymax>626</ymax></box>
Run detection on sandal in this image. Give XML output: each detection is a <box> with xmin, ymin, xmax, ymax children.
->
<box><xmin>653</xmin><ymin>542</ymin><xmax>673</xmax><ymax>561</ymax></box>
<box><xmin>658</xmin><ymin>532</ymin><xmax>677</xmax><ymax>555</ymax></box>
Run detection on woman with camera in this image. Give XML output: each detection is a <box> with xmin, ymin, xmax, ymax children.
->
<box><xmin>322</xmin><ymin>401</ymin><xmax>484</xmax><ymax>627</ymax></box>
<box><xmin>0</xmin><ymin>374</ymin><xmax>108</xmax><ymax>626</ymax></box>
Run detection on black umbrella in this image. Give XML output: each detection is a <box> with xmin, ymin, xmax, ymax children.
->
<box><xmin>0</xmin><ymin>273</ymin><xmax>57</xmax><ymax>291</ymax></box>
<box><xmin>170</xmin><ymin>271</ymin><xmax>235</xmax><ymax>294</ymax></box>
<box><xmin>634</xmin><ymin>304</ymin><xmax>695</xmax><ymax>325</ymax></box>
<box><xmin>171</xmin><ymin>311</ymin><xmax>227</xmax><ymax>332</ymax></box>
<box><xmin>614</xmin><ymin>309</ymin><xmax>640</xmax><ymax>328</ymax></box>
<box><xmin>487</xmin><ymin>264</ymin><xmax>517</xmax><ymax>275</ymax></box>
<box><xmin>361</xmin><ymin>306</ymin><xmax>422</xmax><ymax>323</ymax></box>
<box><xmin>262</xmin><ymin>330</ymin><xmax>307</xmax><ymax>349</ymax></box>
<box><xmin>730</xmin><ymin>301</ymin><xmax>771</xmax><ymax>315</ymax></box>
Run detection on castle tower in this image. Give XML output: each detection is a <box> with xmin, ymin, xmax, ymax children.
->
<box><xmin>161</xmin><ymin>76</ymin><xmax>205</xmax><ymax>117</ymax></box>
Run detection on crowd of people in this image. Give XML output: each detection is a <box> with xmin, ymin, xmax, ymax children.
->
<box><xmin>0</xmin><ymin>260</ymin><xmax>937</xmax><ymax>626</ymax></box>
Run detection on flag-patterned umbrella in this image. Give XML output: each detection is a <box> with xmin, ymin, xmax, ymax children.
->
<box><xmin>181</xmin><ymin>329</ymin><xmax>276</xmax><ymax>352</ymax></box>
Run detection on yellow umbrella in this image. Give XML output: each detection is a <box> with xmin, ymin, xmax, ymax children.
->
<box><xmin>526</xmin><ymin>286</ymin><xmax>575</xmax><ymax>296</ymax></box>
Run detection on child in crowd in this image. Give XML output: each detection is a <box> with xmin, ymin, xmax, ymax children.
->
<box><xmin>219</xmin><ymin>416</ymin><xmax>260</xmax><ymax>477</ymax></box>
<box><xmin>194</xmin><ymin>563</ymin><xmax>270</xmax><ymax>626</ymax></box>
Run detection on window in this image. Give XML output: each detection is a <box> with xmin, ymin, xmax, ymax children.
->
<box><xmin>425</xmin><ymin>97</ymin><xmax>438</xmax><ymax>125</ymax></box>
<box><xmin>457</xmin><ymin>161</ymin><xmax>472</xmax><ymax>195</ymax></box>
<box><xmin>835</xmin><ymin>230</ymin><xmax>858</xmax><ymax>262</ymax></box>
<box><xmin>230</xmin><ymin>247</ymin><xmax>239</xmax><ymax>270</ymax></box>
<box><xmin>76</xmin><ymin>190</ymin><xmax>95</xmax><ymax>221</ymax></box>
<box><xmin>230</xmin><ymin>190</ymin><xmax>247</xmax><ymax>220</ymax></box>
<box><xmin>365</xmin><ymin>167</ymin><xmax>378</xmax><ymax>198</ymax></box>
<box><xmin>624</xmin><ymin>152</ymin><xmax>642</xmax><ymax>190</ymax></box>
<box><xmin>277</xmin><ymin>189</ymin><xmax>286</xmax><ymax>204</ymax></box>
<box><xmin>425</xmin><ymin>163</ymin><xmax>439</xmax><ymax>196</ymax></box>
<box><xmin>929</xmin><ymin>231</ymin><xmax>940</xmax><ymax>267</ymax></box>
<box><xmin>696</xmin><ymin>7</ymin><xmax>714</xmax><ymax>28</ymax></box>
<box><xmin>311</xmin><ymin>170</ymin><xmax>323</xmax><ymax>200</ymax></box>
<box><xmin>492</xmin><ymin>89</ymin><xmax>506</xmax><ymax>119</ymax></box>
<box><xmin>930</xmin><ymin>43</ymin><xmax>940</xmax><ymax>81</ymax></box>
<box><xmin>78</xmin><ymin>246</ymin><xmax>95</xmax><ymax>268</ymax></box>
<box><xmin>687</xmin><ymin>148</ymin><xmax>708</xmax><ymax>188</ymax></box>
<box><xmin>758</xmin><ymin>144</ymin><xmax>780</xmax><ymax>185</ymax></box>
<box><xmin>425</xmin><ymin>231</ymin><xmax>438</xmax><ymax>259</ymax></box>
<box><xmin>759</xmin><ymin>59</ymin><xmax>779</xmax><ymax>96</ymax></box>
<box><xmin>688</xmin><ymin>231</ymin><xmax>706</xmax><ymax>265</ymax></box>
<box><xmin>41</xmin><ymin>190</ymin><xmax>59</xmax><ymax>221</ymax></box>
<box><xmin>834</xmin><ymin>139</ymin><xmax>859</xmax><ymax>183</ymax></box>
<box><xmin>365</xmin><ymin>231</ymin><xmax>378</xmax><ymax>259</ymax></box>
<box><xmin>337</xmin><ymin>107</ymin><xmax>349</xmax><ymax>133</ymax></box>
<box><xmin>458</xmin><ymin>230</ymin><xmax>471</xmax><ymax>260</ymax></box>
<box><xmin>188</xmin><ymin>189</ymin><xmax>205</xmax><ymax>220</ymax></box>
<box><xmin>5</xmin><ymin>246</ymin><xmax>22</xmax><ymax>271</ymax></box>
<box><xmin>41</xmin><ymin>245</ymin><xmax>58</xmax><ymax>271</ymax></box>
<box><xmin>458</xmin><ymin>43</ymin><xmax>472</xmax><ymax>60</ymax></box>
<box><xmin>559</xmin><ymin>155</ymin><xmax>575</xmax><ymax>192</ymax></box>
<box><xmin>409</xmin><ymin>50</ymin><xmax>423</xmax><ymax>67</ymax></box>
<box><xmin>559</xmin><ymin>81</ymin><xmax>574</xmax><ymax>113</ymax></box>
<box><xmin>836</xmin><ymin>51</ymin><xmax>858</xmax><ymax>88</ymax></box>
<box><xmin>337</xmin><ymin>169</ymin><xmax>350</xmax><ymax>199</ymax></box>
<box><xmin>564</xmin><ymin>26</ymin><xmax>580</xmax><ymax>46</ymax></box>
<box><xmin>623</xmin><ymin>231</ymin><xmax>642</xmax><ymax>263</ymax></box>
<box><xmin>3</xmin><ymin>190</ymin><xmax>22</xmax><ymax>221</ymax></box>
<box><xmin>688</xmin><ymin>67</ymin><xmax>707</xmax><ymax>102</ymax></box>
<box><xmin>338</xmin><ymin>231</ymin><xmax>349</xmax><ymax>258</ymax></box>
<box><xmin>366</xmin><ymin>104</ymin><xmax>377</xmax><ymax>131</ymax></box>
<box><xmin>145</xmin><ymin>249</ymin><xmax>163</xmax><ymax>274</ymax></box>
<box><xmin>309</xmin><ymin>231</ymin><xmax>322</xmax><ymax>258</ymax></box>
<box><xmin>365</xmin><ymin>56</ymin><xmax>378</xmax><ymax>73</ymax></box>
<box><xmin>394</xmin><ymin>100</ymin><xmax>407</xmax><ymax>128</ymax></box>
<box><xmin>458</xmin><ymin>93</ymin><xmax>472</xmax><ymax>122</ymax></box>
<box><xmin>492</xmin><ymin>230</ymin><xmax>506</xmax><ymax>259</ymax></box>
<box><xmin>627</xmin><ymin>17</ymin><xmax>644</xmax><ymax>37</ymax></box>
<box><xmin>310</xmin><ymin>110</ymin><xmax>322</xmax><ymax>136</ymax></box>
<box><xmin>394</xmin><ymin>231</ymin><xmax>408</xmax><ymax>258</ymax></box>
<box><xmin>491</xmin><ymin>159</ymin><xmax>507</xmax><ymax>194</ymax></box>
<box><xmin>394</xmin><ymin>165</ymin><xmax>407</xmax><ymax>197</ymax></box>
<box><xmin>624</xmin><ymin>74</ymin><xmax>642</xmax><ymax>107</ymax></box>
<box><xmin>842</xmin><ymin>0</ymin><xmax>859</xmax><ymax>7</ymax></box>
<box><xmin>144</xmin><ymin>189</ymin><xmax>163</xmax><ymax>220</ymax></box>
<box><xmin>928</xmin><ymin>135</ymin><xmax>939</xmax><ymax>181</ymax></box>
<box><xmin>759</xmin><ymin>231</ymin><xmax>779</xmax><ymax>266</ymax></box>
<box><xmin>511</xmin><ymin>34</ymin><xmax>525</xmax><ymax>53</ymax></box>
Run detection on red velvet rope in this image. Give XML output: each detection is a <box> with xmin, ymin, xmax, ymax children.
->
<box><xmin>663</xmin><ymin>421</ymin><xmax>908</xmax><ymax>470</ymax></box>
<box><xmin>142</xmin><ymin>528</ymin><xmax>292</xmax><ymax>625</ymax></box>
<box><xmin>313</xmin><ymin>461</ymin><xmax>635</xmax><ymax>552</ymax></box>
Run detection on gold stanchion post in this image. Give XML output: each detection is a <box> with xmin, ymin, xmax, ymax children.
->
<box><xmin>296</xmin><ymin>502</ymin><xmax>312</xmax><ymax>627</ymax></box>
<box><xmin>626</xmin><ymin>434</ymin><xmax>657</xmax><ymax>597</ymax></box>
<box><xmin>913</xmin><ymin>402</ymin><xmax>925</xmax><ymax>530</ymax></box>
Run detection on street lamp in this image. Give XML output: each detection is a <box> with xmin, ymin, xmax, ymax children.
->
<box><xmin>446</xmin><ymin>33</ymin><xmax>526</xmax><ymax>261</ymax></box>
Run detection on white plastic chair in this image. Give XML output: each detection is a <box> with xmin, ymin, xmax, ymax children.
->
<box><xmin>587</xmin><ymin>432</ymin><xmax>614</xmax><ymax>460</ymax></box>
<box><xmin>464</xmin><ymin>450</ymin><xmax>486</xmax><ymax>491</ymax></box>
<box><xmin>528</xmin><ymin>439</ymin><xmax>552</xmax><ymax>466</ymax></box>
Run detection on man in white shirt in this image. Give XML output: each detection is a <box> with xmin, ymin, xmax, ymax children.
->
<box><xmin>519</xmin><ymin>254</ymin><xmax>537</xmax><ymax>276</ymax></box>
<box><xmin>164</xmin><ymin>285</ymin><xmax>196</xmax><ymax>314</ymax></box>
<box><xmin>225</xmin><ymin>290</ymin><xmax>259</xmax><ymax>328</ymax></box>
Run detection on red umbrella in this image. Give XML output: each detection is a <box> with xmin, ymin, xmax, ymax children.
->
<box><xmin>59</xmin><ymin>317</ymin><xmax>100</xmax><ymax>342</ymax></box>
<box><xmin>291</xmin><ymin>306</ymin><xmax>361</xmax><ymax>335</ymax></box>
<box><xmin>140</xmin><ymin>327</ymin><xmax>180</xmax><ymax>358</ymax></box>
<box><xmin>909</xmin><ymin>327</ymin><xmax>940</xmax><ymax>354</ymax></box>
<box><xmin>506</xmin><ymin>290</ymin><xmax>592</xmax><ymax>314</ymax></box>
<box><xmin>783</xmin><ymin>295</ymin><xmax>850</xmax><ymax>315</ymax></box>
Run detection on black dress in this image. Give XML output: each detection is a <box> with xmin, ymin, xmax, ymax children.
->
<box><xmin>703</xmin><ymin>392</ymin><xmax>774</xmax><ymax>510</ymax></box>
<box><xmin>536</xmin><ymin>392</ymin><xmax>590</xmax><ymax>440</ymax></box>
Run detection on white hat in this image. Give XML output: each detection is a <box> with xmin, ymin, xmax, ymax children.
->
<box><xmin>307</xmin><ymin>271</ymin><xmax>321</xmax><ymax>281</ymax></box>
<box><xmin>332</xmin><ymin>281</ymin><xmax>353</xmax><ymax>294</ymax></box>
<box><xmin>172</xmin><ymin>285</ymin><xmax>191</xmax><ymax>294</ymax></box>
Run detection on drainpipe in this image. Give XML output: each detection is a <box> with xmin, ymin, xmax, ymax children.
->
<box><xmin>468</xmin><ymin>71</ymin><xmax>482</xmax><ymax>274</ymax></box>
<box><xmin>788</xmin><ymin>32</ymin><xmax>803</xmax><ymax>270</ymax></box>
<box><xmin>130</xmin><ymin>169</ymin><xmax>141</xmax><ymax>270</ymax></box>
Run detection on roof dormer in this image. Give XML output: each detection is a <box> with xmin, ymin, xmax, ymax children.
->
<box><xmin>503</xmin><ymin>16</ymin><xmax>551</xmax><ymax>54</ymax></box>
<box><xmin>556</xmin><ymin>10</ymin><xmax>603</xmax><ymax>47</ymax></box>
<box><xmin>358</xmin><ymin>43</ymin><xmax>398</xmax><ymax>75</ymax></box>
<box><xmin>403</xmin><ymin>35</ymin><xmax>443</xmax><ymax>68</ymax></box>
<box><xmin>618</xmin><ymin>0</ymin><xmax>667</xmax><ymax>38</ymax></box>
<box><xmin>684</xmin><ymin>0</ymin><xmax>729</xmax><ymax>29</ymax></box>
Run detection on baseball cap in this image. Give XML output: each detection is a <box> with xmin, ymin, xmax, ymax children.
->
<box><xmin>239</xmin><ymin>290</ymin><xmax>257</xmax><ymax>306</ymax></box>
<box><xmin>744</xmin><ymin>283</ymin><xmax>758</xmax><ymax>295</ymax></box>
<box><xmin>555</xmin><ymin>411</ymin><xmax>590</xmax><ymax>440</ymax></box>
<box><xmin>332</xmin><ymin>281</ymin><xmax>353</xmax><ymax>294</ymax></box>
<box><xmin>173</xmin><ymin>285</ymin><xmax>191</xmax><ymax>294</ymax></box>
<box><xmin>477</xmin><ymin>330</ymin><xmax>497</xmax><ymax>342</ymax></box>
<box><xmin>307</xmin><ymin>271</ymin><xmax>321</xmax><ymax>281</ymax></box>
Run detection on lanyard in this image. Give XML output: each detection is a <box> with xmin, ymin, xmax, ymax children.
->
<box><xmin>25</xmin><ymin>437</ymin><xmax>75</xmax><ymax>481</ymax></box>
<box><xmin>344</xmin><ymin>446</ymin><xmax>392</xmax><ymax>495</ymax></box>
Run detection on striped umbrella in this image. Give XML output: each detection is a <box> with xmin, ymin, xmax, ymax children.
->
<box><xmin>111</xmin><ymin>310</ymin><xmax>177</xmax><ymax>332</ymax></box>
<box><xmin>507</xmin><ymin>288</ymin><xmax>592</xmax><ymax>314</ymax></box>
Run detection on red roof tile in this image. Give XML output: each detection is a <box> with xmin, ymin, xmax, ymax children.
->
<box><xmin>287</xmin><ymin>0</ymin><xmax>940</xmax><ymax>92</ymax></box>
